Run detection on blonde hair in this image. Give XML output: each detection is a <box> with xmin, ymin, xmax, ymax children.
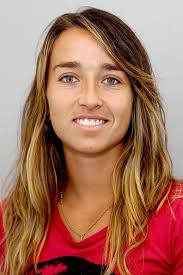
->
<box><xmin>0</xmin><ymin>6</ymin><xmax>181</xmax><ymax>275</ymax></box>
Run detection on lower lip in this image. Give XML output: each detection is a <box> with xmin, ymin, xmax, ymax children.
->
<box><xmin>73</xmin><ymin>120</ymin><xmax>108</xmax><ymax>132</ymax></box>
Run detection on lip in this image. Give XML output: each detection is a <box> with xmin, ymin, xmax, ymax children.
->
<box><xmin>73</xmin><ymin>114</ymin><xmax>109</xmax><ymax>121</ymax></box>
<box><xmin>73</xmin><ymin>120</ymin><xmax>108</xmax><ymax>132</ymax></box>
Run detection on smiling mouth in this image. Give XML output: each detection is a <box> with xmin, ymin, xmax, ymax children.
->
<box><xmin>73</xmin><ymin>118</ymin><xmax>108</xmax><ymax>127</ymax></box>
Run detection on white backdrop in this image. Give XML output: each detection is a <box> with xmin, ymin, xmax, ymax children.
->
<box><xmin>0</xmin><ymin>0</ymin><xmax>182</xmax><ymax>189</ymax></box>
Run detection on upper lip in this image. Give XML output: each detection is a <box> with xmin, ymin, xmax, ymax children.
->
<box><xmin>73</xmin><ymin>114</ymin><xmax>109</xmax><ymax>121</ymax></box>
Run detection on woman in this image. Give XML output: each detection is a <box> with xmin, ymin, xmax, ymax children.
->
<box><xmin>0</xmin><ymin>6</ymin><xmax>183</xmax><ymax>275</ymax></box>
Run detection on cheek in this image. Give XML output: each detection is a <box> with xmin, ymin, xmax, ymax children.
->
<box><xmin>114</xmin><ymin>94</ymin><xmax>133</xmax><ymax>124</ymax></box>
<box><xmin>47</xmin><ymin>91</ymin><xmax>68</xmax><ymax>118</ymax></box>
<box><xmin>113</xmin><ymin>106</ymin><xmax>132</xmax><ymax>144</ymax></box>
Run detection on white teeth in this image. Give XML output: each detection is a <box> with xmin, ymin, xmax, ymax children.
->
<box><xmin>75</xmin><ymin>118</ymin><xmax>106</xmax><ymax>126</ymax></box>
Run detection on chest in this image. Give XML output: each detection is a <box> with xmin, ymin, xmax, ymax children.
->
<box><xmin>57</xmin><ymin>202</ymin><xmax>111</xmax><ymax>242</ymax></box>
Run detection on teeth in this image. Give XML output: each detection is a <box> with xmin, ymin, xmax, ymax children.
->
<box><xmin>75</xmin><ymin>118</ymin><xmax>106</xmax><ymax>126</ymax></box>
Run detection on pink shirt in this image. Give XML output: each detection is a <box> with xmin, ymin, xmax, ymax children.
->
<box><xmin>1</xmin><ymin>181</ymin><xmax>183</xmax><ymax>274</ymax></box>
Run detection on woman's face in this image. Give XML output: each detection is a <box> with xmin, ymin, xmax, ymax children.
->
<box><xmin>46</xmin><ymin>27</ymin><xmax>134</xmax><ymax>156</ymax></box>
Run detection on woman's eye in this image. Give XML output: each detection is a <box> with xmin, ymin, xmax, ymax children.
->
<box><xmin>58</xmin><ymin>75</ymin><xmax>120</xmax><ymax>86</ymax></box>
<box><xmin>59</xmin><ymin>75</ymin><xmax>78</xmax><ymax>83</ymax></box>
<box><xmin>103</xmin><ymin>77</ymin><xmax>120</xmax><ymax>86</ymax></box>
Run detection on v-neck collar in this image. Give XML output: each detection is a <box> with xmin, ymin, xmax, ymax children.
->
<box><xmin>53</xmin><ymin>199</ymin><xmax>108</xmax><ymax>249</ymax></box>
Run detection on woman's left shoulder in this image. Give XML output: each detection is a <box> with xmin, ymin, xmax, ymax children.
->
<box><xmin>169</xmin><ymin>180</ymin><xmax>183</xmax><ymax>196</ymax></box>
<box><xmin>168</xmin><ymin>180</ymin><xmax>183</xmax><ymax>209</ymax></box>
<box><xmin>154</xmin><ymin>180</ymin><xmax>183</xmax><ymax>223</ymax></box>
<box><xmin>167</xmin><ymin>181</ymin><xmax>183</xmax><ymax>273</ymax></box>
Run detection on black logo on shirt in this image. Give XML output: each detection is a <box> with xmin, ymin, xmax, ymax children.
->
<box><xmin>27</xmin><ymin>255</ymin><xmax>116</xmax><ymax>274</ymax></box>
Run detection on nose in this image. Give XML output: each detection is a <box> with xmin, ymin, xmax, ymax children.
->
<box><xmin>78</xmin><ymin>81</ymin><xmax>103</xmax><ymax>109</ymax></box>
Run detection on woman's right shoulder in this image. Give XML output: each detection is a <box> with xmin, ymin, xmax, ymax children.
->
<box><xmin>0</xmin><ymin>197</ymin><xmax>9</xmax><ymax>231</ymax></box>
<box><xmin>0</xmin><ymin>197</ymin><xmax>9</xmax><ymax>213</ymax></box>
<box><xmin>0</xmin><ymin>197</ymin><xmax>8</xmax><ymax>260</ymax></box>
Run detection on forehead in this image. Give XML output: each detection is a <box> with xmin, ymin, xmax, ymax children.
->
<box><xmin>49</xmin><ymin>27</ymin><xmax>118</xmax><ymax>70</ymax></box>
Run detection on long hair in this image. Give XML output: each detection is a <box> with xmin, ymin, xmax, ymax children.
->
<box><xmin>0</xmin><ymin>6</ymin><xmax>180</xmax><ymax>274</ymax></box>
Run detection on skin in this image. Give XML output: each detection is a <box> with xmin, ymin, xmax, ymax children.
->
<box><xmin>46</xmin><ymin>27</ymin><xmax>134</xmax><ymax>239</ymax></box>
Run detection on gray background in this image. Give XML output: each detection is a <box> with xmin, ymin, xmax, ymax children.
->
<box><xmin>0</xmin><ymin>0</ymin><xmax>182</xmax><ymax>189</ymax></box>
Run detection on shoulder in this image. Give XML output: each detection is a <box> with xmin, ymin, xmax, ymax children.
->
<box><xmin>0</xmin><ymin>197</ymin><xmax>9</xmax><ymax>239</ymax></box>
<box><xmin>146</xmin><ymin>181</ymin><xmax>183</xmax><ymax>272</ymax></box>
<box><xmin>148</xmin><ymin>181</ymin><xmax>183</xmax><ymax>242</ymax></box>
<box><xmin>169</xmin><ymin>180</ymin><xmax>183</xmax><ymax>200</ymax></box>
<box><xmin>167</xmin><ymin>180</ymin><xmax>183</xmax><ymax>218</ymax></box>
<box><xmin>167</xmin><ymin>181</ymin><xmax>183</xmax><ymax>272</ymax></box>
<box><xmin>155</xmin><ymin>180</ymin><xmax>183</xmax><ymax>221</ymax></box>
<box><xmin>0</xmin><ymin>197</ymin><xmax>9</xmax><ymax>217</ymax></box>
<box><xmin>168</xmin><ymin>180</ymin><xmax>183</xmax><ymax>228</ymax></box>
<box><xmin>0</xmin><ymin>197</ymin><xmax>8</xmax><ymax>262</ymax></box>
<box><xmin>0</xmin><ymin>197</ymin><xmax>8</xmax><ymax>232</ymax></box>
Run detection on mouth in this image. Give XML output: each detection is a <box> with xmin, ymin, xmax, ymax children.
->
<box><xmin>72</xmin><ymin>118</ymin><xmax>109</xmax><ymax>132</ymax></box>
<box><xmin>73</xmin><ymin>118</ymin><xmax>108</xmax><ymax>127</ymax></box>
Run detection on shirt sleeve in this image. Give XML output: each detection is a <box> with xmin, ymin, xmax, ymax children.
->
<box><xmin>171</xmin><ymin>197</ymin><xmax>183</xmax><ymax>274</ymax></box>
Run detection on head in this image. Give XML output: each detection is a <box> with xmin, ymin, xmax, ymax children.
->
<box><xmin>33</xmin><ymin>6</ymin><xmax>167</xmax><ymax>162</ymax></box>
<box><xmin>31</xmin><ymin>6</ymin><xmax>167</xmax><ymax>158</ymax></box>
<box><xmin>32</xmin><ymin>6</ymin><xmax>172</xmax><ymax>208</ymax></box>
<box><xmin>1</xmin><ymin>7</ymin><xmax>173</xmax><ymax>275</ymax></box>
<box><xmin>46</xmin><ymin>26</ymin><xmax>134</xmax><ymax>157</ymax></box>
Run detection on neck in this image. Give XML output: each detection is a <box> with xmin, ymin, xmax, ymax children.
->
<box><xmin>62</xmin><ymin>144</ymin><xmax>122</xmax><ymax>208</ymax></box>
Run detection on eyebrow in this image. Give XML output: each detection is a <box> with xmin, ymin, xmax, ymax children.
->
<box><xmin>52</xmin><ymin>61</ymin><xmax>122</xmax><ymax>72</ymax></box>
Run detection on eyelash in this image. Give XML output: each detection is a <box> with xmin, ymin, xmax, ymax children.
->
<box><xmin>58</xmin><ymin>75</ymin><xmax>121</xmax><ymax>86</ymax></box>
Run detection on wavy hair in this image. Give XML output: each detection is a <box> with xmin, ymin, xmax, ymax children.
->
<box><xmin>0</xmin><ymin>6</ymin><xmax>180</xmax><ymax>275</ymax></box>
